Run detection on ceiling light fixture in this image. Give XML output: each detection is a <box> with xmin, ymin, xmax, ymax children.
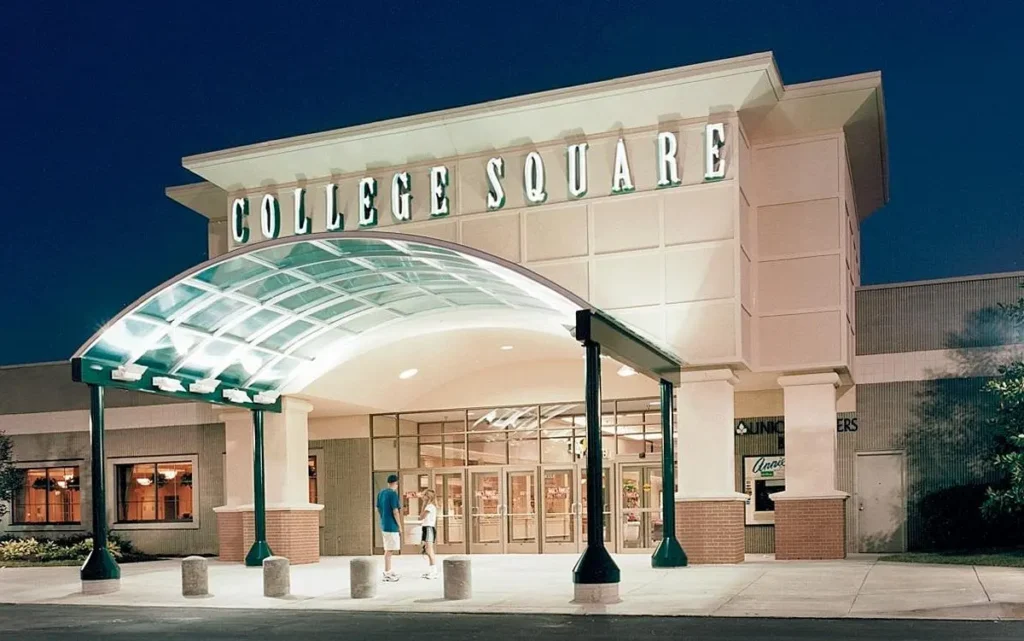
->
<box><xmin>399</xmin><ymin>368</ymin><xmax>419</xmax><ymax>380</ymax></box>
<box><xmin>500</xmin><ymin>345</ymin><xmax>514</xmax><ymax>351</ymax></box>
<box><xmin>617</xmin><ymin>365</ymin><xmax>637</xmax><ymax>377</ymax></box>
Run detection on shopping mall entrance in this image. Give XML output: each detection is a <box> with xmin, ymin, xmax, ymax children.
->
<box><xmin>371</xmin><ymin>399</ymin><xmax>670</xmax><ymax>556</ymax></box>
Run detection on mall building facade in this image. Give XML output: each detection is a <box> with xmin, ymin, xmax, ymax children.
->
<box><xmin>4</xmin><ymin>52</ymin><xmax>1007</xmax><ymax>565</ymax></box>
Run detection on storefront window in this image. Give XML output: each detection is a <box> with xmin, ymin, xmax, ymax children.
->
<box><xmin>115</xmin><ymin>461</ymin><xmax>193</xmax><ymax>522</ymax></box>
<box><xmin>11</xmin><ymin>465</ymin><xmax>81</xmax><ymax>524</ymax></box>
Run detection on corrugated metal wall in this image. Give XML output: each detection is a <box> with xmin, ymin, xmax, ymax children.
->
<box><xmin>857</xmin><ymin>274</ymin><xmax>1024</xmax><ymax>355</ymax></box>
<box><xmin>856</xmin><ymin>379</ymin><xmax>1000</xmax><ymax>550</ymax></box>
<box><xmin>310</xmin><ymin>438</ymin><xmax>373</xmax><ymax>556</ymax></box>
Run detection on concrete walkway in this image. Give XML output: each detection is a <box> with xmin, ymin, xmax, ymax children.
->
<box><xmin>2</xmin><ymin>554</ymin><xmax>1023</xmax><ymax>620</ymax></box>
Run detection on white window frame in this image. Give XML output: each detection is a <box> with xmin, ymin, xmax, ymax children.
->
<box><xmin>107</xmin><ymin>454</ymin><xmax>200</xmax><ymax>531</ymax></box>
<box><xmin>5</xmin><ymin>459</ymin><xmax>85</xmax><ymax>533</ymax></box>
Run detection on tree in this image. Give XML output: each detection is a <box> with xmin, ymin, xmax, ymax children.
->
<box><xmin>0</xmin><ymin>431</ymin><xmax>21</xmax><ymax>521</ymax></box>
<box><xmin>982</xmin><ymin>292</ymin><xmax>1024</xmax><ymax>521</ymax></box>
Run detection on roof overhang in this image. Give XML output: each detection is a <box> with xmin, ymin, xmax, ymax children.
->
<box><xmin>166</xmin><ymin>182</ymin><xmax>228</xmax><ymax>221</ymax></box>
<box><xmin>180</xmin><ymin>52</ymin><xmax>785</xmax><ymax>190</ymax></box>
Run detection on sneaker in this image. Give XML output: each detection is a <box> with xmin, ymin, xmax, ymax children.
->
<box><xmin>422</xmin><ymin>569</ymin><xmax>438</xmax><ymax>579</ymax></box>
<box><xmin>382</xmin><ymin>572</ymin><xmax>400</xmax><ymax>582</ymax></box>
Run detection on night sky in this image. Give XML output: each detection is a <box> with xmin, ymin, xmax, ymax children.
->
<box><xmin>1</xmin><ymin>2</ymin><xmax>1021</xmax><ymax>366</ymax></box>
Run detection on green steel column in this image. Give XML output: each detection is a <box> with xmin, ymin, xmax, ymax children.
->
<box><xmin>572</xmin><ymin>340</ymin><xmax>620</xmax><ymax>585</ymax></box>
<box><xmin>651</xmin><ymin>379</ymin><xmax>687</xmax><ymax>567</ymax></box>
<box><xmin>245</xmin><ymin>409</ymin><xmax>273</xmax><ymax>566</ymax></box>
<box><xmin>81</xmin><ymin>385</ymin><xmax>120</xmax><ymax>582</ymax></box>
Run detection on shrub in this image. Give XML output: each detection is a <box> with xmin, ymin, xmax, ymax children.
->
<box><xmin>919</xmin><ymin>484</ymin><xmax>1024</xmax><ymax>550</ymax></box>
<box><xmin>0</xmin><ymin>535</ymin><xmax>128</xmax><ymax>562</ymax></box>
<box><xmin>0</xmin><ymin>538</ymin><xmax>40</xmax><ymax>561</ymax></box>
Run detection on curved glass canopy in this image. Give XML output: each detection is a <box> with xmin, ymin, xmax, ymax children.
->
<box><xmin>72</xmin><ymin>233</ymin><xmax>593</xmax><ymax>411</ymax></box>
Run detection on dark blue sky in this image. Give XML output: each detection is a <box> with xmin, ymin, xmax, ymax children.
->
<box><xmin>2</xmin><ymin>2</ymin><xmax>1021</xmax><ymax>366</ymax></box>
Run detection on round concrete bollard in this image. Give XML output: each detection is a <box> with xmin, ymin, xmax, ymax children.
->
<box><xmin>181</xmin><ymin>556</ymin><xmax>209</xmax><ymax>597</ymax></box>
<box><xmin>350</xmin><ymin>557</ymin><xmax>377</xmax><ymax>599</ymax></box>
<box><xmin>263</xmin><ymin>556</ymin><xmax>290</xmax><ymax>598</ymax></box>
<box><xmin>443</xmin><ymin>556</ymin><xmax>472</xmax><ymax>600</ymax></box>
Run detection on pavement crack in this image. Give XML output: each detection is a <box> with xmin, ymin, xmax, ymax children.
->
<box><xmin>711</xmin><ymin>569</ymin><xmax>767</xmax><ymax>615</ymax></box>
<box><xmin>846</xmin><ymin>556</ymin><xmax>877</xmax><ymax>616</ymax></box>
<box><xmin>973</xmin><ymin>565</ymin><xmax>992</xmax><ymax>603</ymax></box>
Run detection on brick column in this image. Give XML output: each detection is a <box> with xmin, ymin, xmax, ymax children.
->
<box><xmin>214</xmin><ymin>398</ymin><xmax>323</xmax><ymax>564</ymax></box>
<box><xmin>774</xmin><ymin>373</ymin><xmax>848</xmax><ymax>560</ymax></box>
<box><xmin>676</xmin><ymin>369</ymin><xmax>746</xmax><ymax>564</ymax></box>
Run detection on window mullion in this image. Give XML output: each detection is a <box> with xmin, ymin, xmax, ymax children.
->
<box><xmin>152</xmin><ymin>463</ymin><xmax>160</xmax><ymax>522</ymax></box>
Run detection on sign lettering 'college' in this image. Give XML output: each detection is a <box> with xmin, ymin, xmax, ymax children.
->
<box><xmin>230</xmin><ymin>123</ymin><xmax>727</xmax><ymax>244</ymax></box>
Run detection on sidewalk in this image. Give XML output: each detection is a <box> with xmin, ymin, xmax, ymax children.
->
<box><xmin>2</xmin><ymin>554</ymin><xmax>1023</xmax><ymax>620</ymax></box>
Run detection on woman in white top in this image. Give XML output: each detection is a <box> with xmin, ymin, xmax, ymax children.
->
<box><xmin>419</xmin><ymin>489</ymin><xmax>438</xmax><ymax>579</ymax></box>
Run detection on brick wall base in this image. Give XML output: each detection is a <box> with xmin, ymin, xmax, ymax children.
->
<box><xmin>242</xmin><ymin>510</ymin><xmax>321</xmax><ymax>565</ymax></box>
<box><xmin>675</xmin><ymin>499</ymin><xmax>745</xmax><ymax>564</ymax></box>
<box><xmin>216</xmin><ymin>511</ymin><xmax>244</xmax><ymax>563</ymax></box>
<box><xmin>217</xmin><ymin>509</ymin><xmax>321</xmax><ymax>564</ymax></box>
<box><xmin>774</xmin><ymin>498</ymin><xmax>847</xmax><ymax>560</ymax></box>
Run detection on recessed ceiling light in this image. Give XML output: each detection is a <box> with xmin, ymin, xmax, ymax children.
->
<box><xmin>399</xmin><ymin>368</ymin><xmax>419</xmax><ymax>380</ymax></box>
<box><xmin>500</xmin><ymin>345</ymin><xmax>514</xmax><ymax>351</ymax></box>
<box><xmin>617</xmin><ymin>365</ymin><xmax>637</xmax><ymax>377</ymax></box>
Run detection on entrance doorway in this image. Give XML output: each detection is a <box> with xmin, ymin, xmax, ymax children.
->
<box><xmin>856</xmin><ymin>451</ymin><xmax>906</xmax><ymax>552</ymax></box>
<box><xmin>617</xmin><ymin>463</ymin><xmax>663</xmax><ymax>552</ymax></box>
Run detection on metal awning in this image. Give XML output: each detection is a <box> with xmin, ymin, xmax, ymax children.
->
<box><xmin>72</xmin><ymin>232</ymin><xmax>680</xmax><ymax>411</ymax></box>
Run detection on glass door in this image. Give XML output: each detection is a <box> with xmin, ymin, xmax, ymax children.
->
<box><xmin>505</xmin><ymin>468</ymin><xmax>538</xmax><ymax>553</ymax></box>
<box><xmin>469</xmin><ymin>468</ymin><xmax>503</xmax><ymax>553</ymax></box>
<box><xmin>434</xmin><ymin>470</ymin><xmax>466</xmax><ymax>554</ymax></box>
<box><xmin>581</xmin><ymin>466</ymin><xmax>612</xmax><ymax>549</ymax></box>
<box><xmin>618</xmin><ymin>464</ymin><xmax>663</xmax><ymax>552</ymax></box>
<box><xmin>541</xmin><ymin>467</ymin><xmax>578</xmax><ymax>553</ymax></box>
<box><xmin>400</xmin><ymin>470</ymin><xmax>432</xmax><ymax>554</ymax></box>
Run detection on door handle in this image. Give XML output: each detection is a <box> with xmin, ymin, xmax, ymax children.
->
<box><xmin>858</xmin><ymin>504</ymin><xmax>864</xmax><ymax>511</ymax></box>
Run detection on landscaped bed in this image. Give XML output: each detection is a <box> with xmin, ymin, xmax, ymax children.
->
<box><xmin>0</xmin><ymin>534</ymin><xmax>159</xmax><ymax>567</ymax></box>
<box><xmin>881</xmin><ymin>549</ymin><xmax>1024</xmax><ymax>568</ymax></box>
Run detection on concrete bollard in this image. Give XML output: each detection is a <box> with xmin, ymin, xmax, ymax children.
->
<box><xmin>350</xmin><ymin>557</ymin><xmax>377</xmax><ymax>599</ymax></box>
<box><xmin>443</xmin><ymin>556</ymin><xmax>472</xmax><ymax>600</ymax></box>
<box><xmin>263</xmin><ymin>556</ymin><xmax>290</xmax><ymax>598</ymax></box>
<box><xmin>181</xmin><ymin>556</ymin><xmax>209</xmax><ymax>597</ymax></box>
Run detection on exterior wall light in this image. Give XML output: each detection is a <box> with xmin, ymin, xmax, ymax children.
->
<box><xmin>152</xmin><ymin>376</ymin><xmax>185</xmax><ymax>393</ymax></box>
<box><xmin>111</xmin><ymin>364</ymin><xmax>147</xmax><ymax>382</ymax></box>
<box><xmin>399</xmin><ymin>368</ymin><xmax>419</xmax><ymax>380</ymax></box>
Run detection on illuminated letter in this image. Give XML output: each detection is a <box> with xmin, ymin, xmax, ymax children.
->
<box><xmin>359</xmin><ymin>178</ymin><xmax>378</xmax><ymax>227</ymax></box>
<box><xmin>391</xmin><ymin>172</ymin><xmax>412</xmax><ymax>222</ymax></box>
<box><xmin>430</xmin><ymin>166</ymin><xmax>449</xmax><ymax>217</ymax></box>
<box><xmin>231</xmin><ymin>198</ymin><xmax>250</xmax><ymax>244</ymax></box>
<box><xmin>325</xmin><ymin>183</ymin><xmax>343</xmax><ymax>231</ymax></box>
<box><xmin>611</xmin><ymin>138</ymin><xmax>634</xmax><ymax>193</ymax></box>
<box><xmin>293</xmin><ymin>188</ymin><xmax>310</xmax><ymax>234</ymax></box>
<box><xmin>524</xmin><ymin>152</ymin><xmax>546</xmax><ymax>204</ymax></box>
<box><xmin>657</xmin><ymin>132</ymin><xmax>680</xmax><ymax>187</ymax></box>
<box><xmin>704</xmin><ymin>123</ymin><xmax>726</xmax><ymax>180</ymax></box>
<box><xmin>260</xmin><ymin>194</ymin><xmax>281</xmax><ymax>239</ymax></box>
<box><xmin>486</xmin><ymin>157</ymin><xmax>505</xmax><ymax>210</ymax></box>
<box><xmin>567</xmin><ymin>143</ymin><xmax>588</xmax><ymax>198</ymax></box>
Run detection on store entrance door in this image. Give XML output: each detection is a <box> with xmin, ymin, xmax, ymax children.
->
<box><xmin>617</xmin><ymin>463</ymin><xmax>663</xmax><ymax>552</ymax></box>
<box><xmin>540</xmin><ymin>464</ymin><xmax>612</xmax><ymax>553</ymax></box>
<box><xmin>433</xmin><ymin>469</ymin><xmax>467</xmax><ymax>555</ymax></box>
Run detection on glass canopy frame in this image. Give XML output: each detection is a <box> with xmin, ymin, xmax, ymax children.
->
<box><xmin>73</xmin><ymin>231</ymin><xmax>679</xmax><ymax>411</ymax></box>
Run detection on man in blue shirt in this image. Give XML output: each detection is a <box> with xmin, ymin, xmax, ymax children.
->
<box><xmin>376</xmin><ymin>474</ymin><xmax>402</xmax><ymax>581</ymax></box>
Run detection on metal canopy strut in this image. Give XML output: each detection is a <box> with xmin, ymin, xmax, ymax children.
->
<box><xmin>80</xmin><ymin>385</ymin><xmax>121</xmax><ymax>585</ymax></box>
<box><xmin>245</xmin><ymin>409</ymin><xmax>273</xmax><ymax>566</ymax></box>
<box><xmin>572</xmin><ymin>309</ymin><xmax>687</xmax><ymax>594</ymax></box>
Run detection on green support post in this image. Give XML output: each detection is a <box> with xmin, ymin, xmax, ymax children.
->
<box><xmin>81</xmin><ymin>385</ymin><xmax>121</xmax><ymax>582</ymax></box>
<box><xmin>573</xmin><ymin>341</ymin><xmax>620</xmax><ymax>586</ymax></box>
<box><xmin>245</xmin><ymin>409</ymin><xmax>273</xmax><ymax>566</ymax></box>
<box><xmin>651</xmin><ymin>379</ymin><xmax>687</xmax><ymax>567</ymax></box>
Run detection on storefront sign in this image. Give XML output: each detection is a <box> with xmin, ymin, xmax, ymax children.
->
<box><xmin>743</xmin><ymin>455</ymin><xmax>785</xmax><ymax>525</ymax></box>
<box><xmin>230</xmin><ymin>123</ymin><xmax>727</xmax><ymax>244</ymax></box>
<box><xmin>735</xmin><ymin>416</ymin><xmax>858</xmax><ymax>436</ymax></box>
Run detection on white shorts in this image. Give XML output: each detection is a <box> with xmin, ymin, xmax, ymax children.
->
<box><xmin>382</xmin><ymin>532</ymin><xmax>401</xmax><ymax>551</ymax></box>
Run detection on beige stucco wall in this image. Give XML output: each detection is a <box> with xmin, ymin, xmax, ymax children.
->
<box><xmin>211</xmin><ymin>117</ymin><xmax>862</xmax><ymax>385</ymax></box>
<box><xmin>749</xmin><ymin>132</ymin><xmax>859</xmax><ymax>375</ymax></box>
<box><xmin>215</xmin><ymin>117</ymin><xmax>755</xmax><ymax>371</ymax></box>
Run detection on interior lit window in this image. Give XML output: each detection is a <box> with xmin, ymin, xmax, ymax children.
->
<box><xmin>115</xmin><ymin>461</ymin><xmax>194</xmax><ymax>523</ymax></box>
<box><xmin>11</xmin><ymin>466</ymin><xmax>82</xmax><ymax>524</ymax></box>
<box><xmin>308</xmin><ymin>455</ymin><xmax>318</xmax><ymax>504</ymax></box>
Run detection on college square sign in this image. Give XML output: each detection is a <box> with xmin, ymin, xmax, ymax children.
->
<box><xmin>229</xmin><ymin>123</ymin><xmax>728</xmax><ymax>244</ymax></box>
